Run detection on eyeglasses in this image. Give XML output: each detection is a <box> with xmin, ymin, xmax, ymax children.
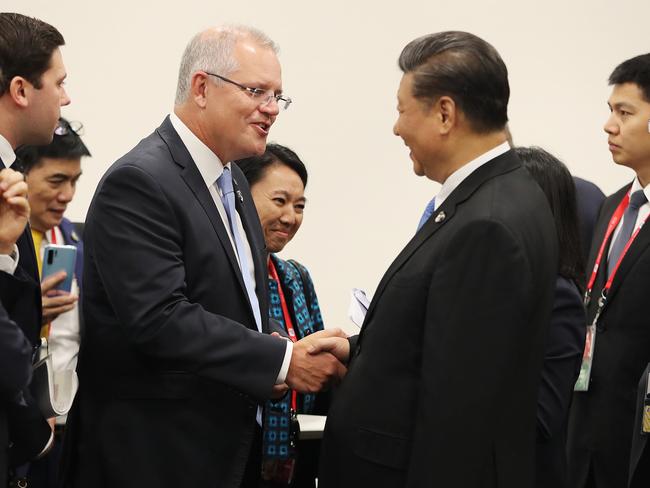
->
<box><xmin>204</xmin><ymin>72</ymin><xmax>292</xmax><ymax>111</ymax></box>
<box><xmin>54</xmin><ymin>119</ymin><xmax>84</xmax><ymax>136</ymax></box>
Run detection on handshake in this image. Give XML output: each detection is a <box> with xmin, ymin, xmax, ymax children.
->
<box><xmin>273</xmin><ymin>328</ymin><xmax>352</xmax><ymax>397</ymax></box>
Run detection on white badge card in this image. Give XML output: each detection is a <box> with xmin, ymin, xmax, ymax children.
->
<box><xmin>574</xmin><ymin>324</ymin><xmax>597</xmax><ymax>392</ymax></box>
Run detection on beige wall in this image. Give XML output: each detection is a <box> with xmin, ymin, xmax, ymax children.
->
<box><xmin>8</xmin><ymin>0</ymin><xmax>650</xmax><ymax>333</ymax></box>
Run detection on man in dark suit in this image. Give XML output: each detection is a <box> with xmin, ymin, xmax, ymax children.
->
<box><xmin>567</xmin><ymin>52</ymin><xmax>650</xmax><ymax>488</ymax></box>
<box><xmin>0</xmin><ymin>168</ymin><xmax>34</xmax><ymax>486</ymax></box>
<box><xmin>60</xmin><ymin>25</ymin><xmax>345</xmax><ymax>488</ymax></box>
<box><xmin>315</xmin><ymin>31</ymin><xmax>558</xmax><ymax>488</ymax></box>
<box><xmin>0</xmin><ymin>12</ymin><xmax>71</xmax><ymax>483</ymax></box>
<box><xmin>15</xmin><ymin>117</ymin><xmax>90</xmax><ymax>487</ymax></box>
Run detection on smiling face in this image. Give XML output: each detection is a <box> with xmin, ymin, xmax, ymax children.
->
<box><xmin>201</xmin><ymin>38</ymin><xmax>282</xmax><ymax>163</ymax></box>
<box><xmin>250</xmin><ymin>163</ymin><xmax>305</xmax><ymax>253</ymax></box>
<box><xmin>25</xmin><ymin>157</ymin><xmax>82</xmax><ymax>232</ymax></box>
<box><xmin>393</xmin><ymin>73</ymin><xmax>449</xmax><ymax>181</ymax></box>
<box><xmin>604</xmin><ymin>82</ymin><xmax>650</xmax><ymax>177</ymax></box>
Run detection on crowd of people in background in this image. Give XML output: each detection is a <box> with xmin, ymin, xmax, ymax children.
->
<box><xmin>1</xmin><ymin>10</ymin><xmax>650</xmax><ymax>488</ymax></box>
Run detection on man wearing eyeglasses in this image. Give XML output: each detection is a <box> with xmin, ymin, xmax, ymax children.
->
<box><xmin>0</xmin><ymin>12</ymin><xmax>71</xmax><ymax>486</ymax></box>
<box><xmin>13</xmin><ymin>117</ymin><xmax>89</xmax><ymax>488</ymax></box>
<box><xmin>60</xmin><ymin>25</ymin><xmax>346</xmax><ymax>488</ymax></box>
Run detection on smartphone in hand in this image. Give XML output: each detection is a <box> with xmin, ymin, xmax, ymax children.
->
<box><xmin>41</xmin><ymin>244</ymin><xmax>77</xmax><ymax>292</ymax></box>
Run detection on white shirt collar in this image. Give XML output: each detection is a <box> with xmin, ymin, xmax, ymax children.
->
<box><xmin>434</xmin><ymin>141</ymin><xmax>510</xmax><ymax>210</ymax></box>
<box><xmin>629</xmin><ymin>177</ymin><xmax>650</xmax><ymax>203</ymax></box>
<box><xmin>169</xmin><ymin>112</ymin><xmax>228</xmax><ymax>189</ymax></box>
<box><xmin>0</xmin><ymin>133</ymin><xmax>16</xmax><ymax>168</ymax></box>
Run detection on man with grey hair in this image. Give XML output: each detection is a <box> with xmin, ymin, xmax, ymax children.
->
<box><xmin>315</xmin><ymin>31</ymin><xmax>558</xmax><ymax>488</ymax></box>
<box><xmin>60</xmin><ymin>25</ymin><xmax>345</xmax><ymax>488</ymax></box>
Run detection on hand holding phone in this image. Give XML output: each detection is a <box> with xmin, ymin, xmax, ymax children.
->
<box><xmin>41</xmin><ymin>245</ymin><xmax>77</xmax><ymax>292</ymax></box>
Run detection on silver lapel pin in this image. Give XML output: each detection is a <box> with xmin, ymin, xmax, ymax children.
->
<box><xmin>236</xmin><ymin>190</ymin><xmax>243</xmax><ymax>203</ymax></box>
<box><xmin>434</xmin><ymin>211</ymin><xmax>446</xmax><ymax>223</ymax></box>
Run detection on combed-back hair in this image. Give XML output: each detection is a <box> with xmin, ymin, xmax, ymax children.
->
<box><xmin>175</xmin><ymin>25</ymin><xmax>278</xmax><ymax>104</ymax></box>
<box><xmin>398</xmin><ymin>31</ymin><xmax>509</xmax><ymax>133</ymax></box>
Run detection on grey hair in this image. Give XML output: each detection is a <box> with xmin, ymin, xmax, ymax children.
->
<box><xmin>174</xmin><ymin>24</ymin><xmax>279</xmax><ymax>104</ymax></box>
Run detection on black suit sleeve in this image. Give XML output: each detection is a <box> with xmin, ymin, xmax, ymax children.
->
<box><xmin>536</xmin><ymin>276</ymin><xmax>586</xmax><ymax>441</ymax></box>
<box><xmin>88</xmin><ymin>164</ymin><xmax>286</xmax><ymax>400</ymax></box>
<box><xmin>0</xmin><ymin>301</ymin><xmax>31</xmax><ymax>397</ymax></box>
<box><xmin>406</xmin><ymin>219</ymin><xmax>548</xmax><ymax>485</ymax></box>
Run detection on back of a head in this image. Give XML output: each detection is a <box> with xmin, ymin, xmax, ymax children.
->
<box><xmin>235</xmin><ymin>143</ymin><xmax>308</xmax><ymax>188</ymax></box>
<box><xmin>398</xmin><ymin>31</ymin><xmax>509</xmax><ymax>133</ymax></box>
<box><xmin>516</xmin><ymin>146</ymin><xmax>584</xmax><ymax>283</ymax></box>
<box><xmin>15</xmin><ymin>118</ymin><xmax>91</xmax><ymax>172</ymax></box>
<box><xmin>174</xmin><ymin>25</ymin><xmax>278</xmax><ymax>105</ymax></box>
<box><xmin>609</xmin><ymin>53</ymin><xmax>650</xmax><ymax>101</ymax></box>
<box><xmin>0</xmin><ymin>13</ymin><xmax>65</xmax><ymax>96</ymax></box>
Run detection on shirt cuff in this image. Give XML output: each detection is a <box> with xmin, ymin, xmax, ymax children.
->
<box><xmin>275</xmin><ymin>340</ymin><xmax>293</xmax><ymax>384</ymax></box>
<box><xmin>0</xmin><ymin>244</ymin><xmax>19</xmax><ymax>275</ymax></box>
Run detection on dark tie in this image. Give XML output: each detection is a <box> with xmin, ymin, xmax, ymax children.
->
<box><xmin>417</xmin><ymin>197</ymin><xmax>436</xmax><ymax>232</ymax></box>
<box><xmin>216</xmin><ymin>167</ymin><xmax>262</xmax><ymax>332</ymax></box>
<box><xmin>608</xmin><ymin>189</ymin><xmax>648</xmax><ymax>276</ymax></box>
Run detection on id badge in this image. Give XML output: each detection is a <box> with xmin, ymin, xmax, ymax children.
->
<box><xmin>574</xmin><ymin>324</ymin><xmax>597</xmax><ymax>391</ymax></box>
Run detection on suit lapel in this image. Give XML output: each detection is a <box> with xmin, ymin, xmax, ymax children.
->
<box><xmin>600</xmin><ymin>185</ymin><xmax>650</xmax><ymax>308</ymax></box>
<box><xmin>362</xmin><ymin>150</ymin><xmax>521</xmax><ymax>330</ymax></box>
<box><xmin>155</xmin><ymin>117</ymin><xmax>251</xmax><ymax>312</ymax></box>
<box><xmin>232</xmin><ymin>172</ymin><xmax>269</xmax><ymax>332</ymax></box>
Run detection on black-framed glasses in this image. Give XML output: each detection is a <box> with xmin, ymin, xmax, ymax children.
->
<box><xmin>204</xmin><ymin>72</ymin><xmax>292</xmax><ymax>111</ymax></box>
<box><xmin>54</xmin><ymin>119</ymin><xmax>84</xmax><ymax>136</ymax></box>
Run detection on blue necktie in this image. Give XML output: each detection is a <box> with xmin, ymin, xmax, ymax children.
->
<box><xmin>216</xmin><ymin>167</ymin><xmax>262</xmax><ymax>332</ymax></box>
<box><xmin>417</xmin><ymin>197</ymin><xmax>436</xmax><ymax>232</ymax></box>
<box><xmin>608</xmin><ymin>189</ymin><xmax>648</xmax><ymax>277</ymax></box>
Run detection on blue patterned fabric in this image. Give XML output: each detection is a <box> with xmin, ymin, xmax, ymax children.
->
<box><xmin>263</xmin><ymin>256</ymin><xmax>324</xmax><ymax>460</ymax></box>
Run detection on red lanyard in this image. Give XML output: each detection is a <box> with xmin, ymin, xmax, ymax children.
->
<box><xmin>268</xmin><ymin>260</ymin><xmax>298</xmax><ymax>411</ymax></box>
<box><xmin>49</xmin><ymin>228</ymin><xmax>57</xmax><ymax>244</ymax></box>
<box><xmin>585</xmin><ymin>190</ymin><xmax>649</xmax><ymax>307</ymax></box>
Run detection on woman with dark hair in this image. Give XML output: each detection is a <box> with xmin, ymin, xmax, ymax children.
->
<box><xmin>516</xmin><ymin>146</ymin><xmax>586</xmax><ymax>488</ymax></box>
<box><xmin>236</xmin><ymin>143</ymin><xmax>326</xmax><ymax>488</ymax></box>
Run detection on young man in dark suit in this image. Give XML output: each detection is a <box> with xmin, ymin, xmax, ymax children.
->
<box><xmin>315</xmin><ymin>31</ymin><xmax>558</xmax><ymax>488</ymax></box>
<box><xmin>567</xmin><ymin>52</ymin><xmax>650</xmax><ymax>488</ymax></box>
<box><xmin>60</xmin><ymin>25</ymin><xmax>346</xmax><ymax>488</ymax></box>
<box><xmin>0</xmin><ymin>12</ymin><xmax>71</xmax><ymax>484</ymax></box>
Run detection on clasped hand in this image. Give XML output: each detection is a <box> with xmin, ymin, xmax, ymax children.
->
<box><xmin>283</xmin><ymin>328</ymin><xmax>351</xmax><ymax>394</ymax></box>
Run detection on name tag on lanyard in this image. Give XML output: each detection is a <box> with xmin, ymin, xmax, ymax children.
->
<box><xmin>575</xmin><ymin>190</ymin><xmax>648</xmax><ymax>392</ymax></box>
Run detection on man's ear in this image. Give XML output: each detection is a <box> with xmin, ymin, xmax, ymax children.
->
<box><xmin>437</xmin><ymin>96</ymin><xmax>456</xmax><ymax>135</ymax></box>
<box><xmin>190</xmin><ymin>71</ymin><xmax>210</xmax><ymax>109</ymax></box>
<box><xmin>8</xmin><ymin>76</ymin><xmax>30</xmax><ymax>108</ymax></box>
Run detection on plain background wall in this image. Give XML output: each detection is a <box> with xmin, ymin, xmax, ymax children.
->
<box><xmin>6</xmin><ymin>0</ymin><xmax>650</xmax><ymax>333</ymax></box>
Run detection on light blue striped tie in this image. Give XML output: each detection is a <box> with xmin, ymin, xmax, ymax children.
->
<box><xmin>417</xmin><ymin>197</ymin><xmax>436</xmax><ymax>232</ymax></box>
<box><xmin>216</xmin><ymin>167</ymin><xmax>262</xmax><ymax>332</ymax></box>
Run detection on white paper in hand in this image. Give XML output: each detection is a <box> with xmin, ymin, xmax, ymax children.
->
<box><xmin>348</xmin><ymin>288</ymin><xmax>371</xmax><ymax>328</ymax></box>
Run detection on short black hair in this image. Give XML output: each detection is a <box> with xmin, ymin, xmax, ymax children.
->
<box><xmin>516</xmin><ymin>146</ymin><xmax>584</xmax><ymax>285</ymax></box>
<box><xmin>16</xmin><ymin>118</ymin><xmax>91</xmax><ymax>173</ymax></box>
<box><xmin>608</xmin><ymin>53</ymin><xmax>650</xmax><ymax>102</ymax></box>
<box><xmin>0</xmin><ymin>13</ymin><xmax>65</xmax><ymax>95</ymax></box>
<box><xmin>398</xmin><ymin>31</ymin><xmax>509</xmax><ymax>133</ymax></box>
<box><xmin>235</xmin><ymin>143</ymin><xmax>308</xmax><ymax>189</ymax></box>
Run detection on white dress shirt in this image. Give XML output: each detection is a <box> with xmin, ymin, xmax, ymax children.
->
<box><xmin>169</xmin><ymin>114</ymin><xmax>292</xmax><ymax>385</ymax></box>
<box><xmin>433</xmin><ymin>141</ymin><xmax>511</xmax><ymax>211</ymax></box>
